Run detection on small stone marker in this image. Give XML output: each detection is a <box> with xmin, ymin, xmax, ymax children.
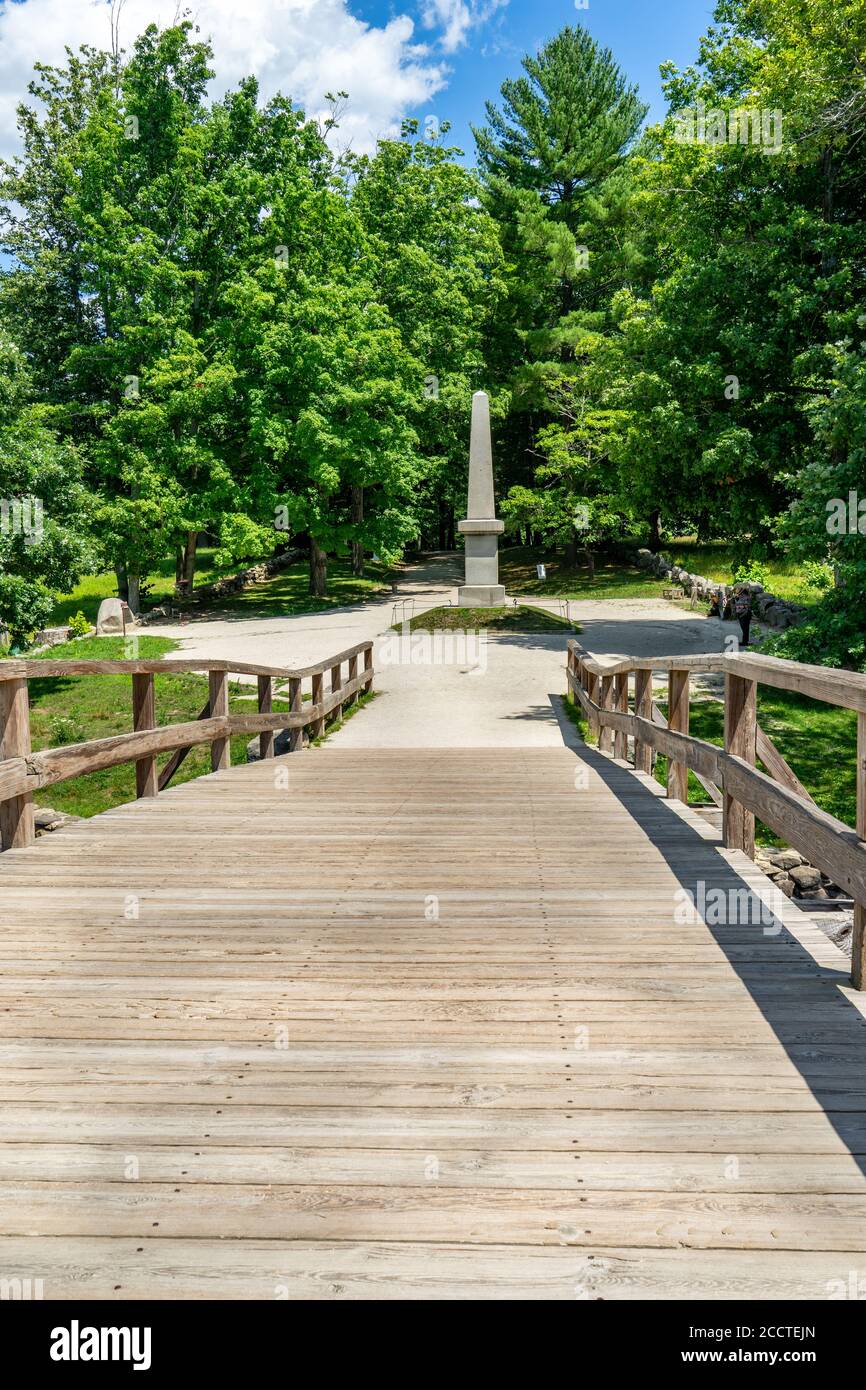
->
<box><xmin>96</xmin><ymin>598</ymin><xmax>133</xmax><ymax>635</ymax></box>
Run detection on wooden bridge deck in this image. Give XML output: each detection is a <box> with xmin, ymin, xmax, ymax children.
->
<box><xmin>1</xmin><ymin>744</ymin><xmax>865</xmax><ymax>1299</ymax></box>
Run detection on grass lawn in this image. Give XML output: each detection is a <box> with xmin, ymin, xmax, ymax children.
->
<box><xmin>565</xmin><ymin>688</ymin><xmax>857</xmax><ymax>846</ymax></box>
<box><xmin>50</xmin><ymin>548</ymin><xmax>242</xmax><ymax>626</ymax></box>
<box><xmin>212</xmin><ymin>556</ymin><xmax>391</xmax><ymax>617</ymax></box>
<box><xmin>50</xmin><ymin>552</ymin><xmax>393</xmax><ymax>627</ymax></box>
<box><xmin>397</xmin><ymin>604</ymin><xmax>577</xmax><ymax>633</ymax></box>
<box><xmin>26</xmin><ymin>636</ymin><xmax>292</xmax><ymax>818</ymax></box>
<box><xmin>500</xmin><ymin>547</ymin><xmax>670</xmax><ymax>600</ymax></box>
<box><xmin>665</xmin><ymin>539</ymin><xmax>823</xmax><ymax>603</ymax></box>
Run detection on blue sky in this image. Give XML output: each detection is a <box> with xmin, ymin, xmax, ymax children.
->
<box><xmin>0</xmin><ymin>1</ymin><xmax>718</xmax><ymax>167</ymax></box>
<box><xmin>351</xmin><ymin>0</ymin><xmax>717</xmax><ymax>158</ymax></box>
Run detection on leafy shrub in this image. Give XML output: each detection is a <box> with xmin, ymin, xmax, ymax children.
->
<box><xmin>802</xmin><ymin>561</ymin><xmax>833</xmax><ymax>593</ymax></box>
<box><xmin>732</xmin><ymin>560</ymin><xmax>770</xmax><ymax>588</ymax></box>
<box><xmin>67</xmin><ymin>610</ymin><xmax>91</xmax><ymax>638</ymax></box>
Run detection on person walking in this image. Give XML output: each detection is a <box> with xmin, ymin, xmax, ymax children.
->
<box><xmin>733</xmin><ymin>584</ymin><xmax>753</xmax><ymax>648</ymax></box>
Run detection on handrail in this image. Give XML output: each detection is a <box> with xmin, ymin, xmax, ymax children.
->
<box><xmin>0</xmin><ymin>640</ymin><xmax>375</xmax><ymax>853</ymax></box>
<box><xmin>0</xmin><ymin>637</ymin><xmax>374</xmax><ymax>683</ymax></box>
<box><xmin>566</xmin><ymin>639</ymin><xmax>866</xmax><ymax>990</ymax></box>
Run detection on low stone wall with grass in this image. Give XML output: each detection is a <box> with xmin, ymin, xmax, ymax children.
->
<box><xmin>146</xmin><ymin>547</ymin><xmax>305</xmax><ymax>614</ymax></box>
<box><xmin>634</xmin><ymin>548</ymin><xmax>807</xmax><ymax>631</ymax></box>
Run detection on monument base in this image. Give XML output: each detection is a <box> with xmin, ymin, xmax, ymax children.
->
<box><xmin>457</xmin><ymin>584</ymin><xmax>506</xmax><ymax>608</ymax></box>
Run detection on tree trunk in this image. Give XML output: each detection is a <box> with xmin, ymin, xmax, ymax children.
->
<box><xmin>175</xmin><ymin>531</ymin><xmax>198</xmax><ymax>597</ymax></box>
<box><xmin>174</xmin><ymin>547</ymin><xmax>184</xmax><ymax>587</ymax></box>
<box><xmin>584</xmin><ymin>547</ymin><xmax>595</xmax><ymax>581</ymax></box>
<box><xmin>649</xmin><ymin>509</ymin><xmax>661</xmax><ymax>550</ymax></box>
<box><xmin>309</xmin><ymin>537</ymin><xmax>327</xmax><ymax>597</ymax></box>
<box><xmin>565</xmin><ymin>532</ymin><xmax>577</xmax><ymax>568</ymax></box>
<box><xmin>127</xmin><ymin>574</ymin><xmax>141</xmax><ymax>615</ymax></box>
<box><xmin>350</xmin><ymin>486</ymin><xmax>364</xmax><ymax>576</ymax></box>
<box><xmin>115</xmin><ymin>566</ymin><xmax>129</xmax><ymax>604</ymax></box>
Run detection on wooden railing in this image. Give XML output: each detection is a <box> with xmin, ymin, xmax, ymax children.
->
<box><xmin>0</xmin><ymin>639</ymin><xmax>374</xmax><ymax>854</ymax></box>
<box><xmin>566</xmin><ymin>640</ymin><xmax>866</xmax><ymax>989</ymax></box>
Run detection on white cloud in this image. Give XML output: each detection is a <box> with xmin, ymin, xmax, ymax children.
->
<box><xmin>420</xmin><ymin>0</ymin><xmax>509</xmax><ymax>56</ymax></box>
<box><xmin>0</xmin><ymin>0</ymin><xmax>460</xmax><ymax>162</ymax></box>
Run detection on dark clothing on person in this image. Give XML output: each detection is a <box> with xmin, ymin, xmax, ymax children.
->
<box><xmin>732</xmin><ymin>588</ymin><xmax>753</xmax><ymax>648</ymax></box>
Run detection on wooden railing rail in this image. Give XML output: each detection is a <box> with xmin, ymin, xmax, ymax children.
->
<box><xmin>0</xmin><ymin>639</ymin><xmax>375</xmax><ymax>854</ymax></box>
<box><xmin>566</xmin><ymin>640</ymin><xmax>866</xmax><ymax>989</ymax></box>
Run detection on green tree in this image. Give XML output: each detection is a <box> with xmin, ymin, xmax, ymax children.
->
<box><xmin>0</xmin><ymin>336</ymin><xmax>93</xmax><ymax>645</ymax></box>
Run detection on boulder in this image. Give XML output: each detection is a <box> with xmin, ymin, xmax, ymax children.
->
<box><xmin>789</xmin><ymin>864</ymin><xmax>822</xmax><ymax>890</ymax></box>
<box><xmin>766</xmin><ymin>848</ymin><xmax>803</xmax><ymax>870</ymax></box>
<box><xmin>774</xmin><ymin>874</ymin><xmax>795</xmax><ymax>898</ymax></box>
<box><xmin>96</xmin><ymin>597</ymin><xmax>132</xmax><ymax>635</ymax></box>
<box><xmin>33</xmin><ymin>807</ymin><xmax>81</xmax><ymax>836</ymax></box>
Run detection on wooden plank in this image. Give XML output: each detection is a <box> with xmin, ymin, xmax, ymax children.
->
<box><xmin>852</xmin><ymin>710</ymin><xmax>865</xmax><ymax>991</ymax></box>
<box><xmin>613</xmin><ymin>674</ymin><xmax>628</xmax><ymax>760</ymax></box>
<box><xmin>257</xmin><ymin>676</ymin><xmax>274</xmax><ymax>761</ymax></box>
<box><xmin>633</xmin><ymin>669</ymin><xmax>652</xmax><ymax>774</ymax></box>
<box><xmin>598</xmin><ymin>675</ymin><xmax>614</xmax><ymax>755</ymax></box>
<box><xmin>0</xmin><ymin>677</ymin><xmax>34</xmax><ymax>849</ymax></box>
<box><xmin>723</xmin><ymin>671</ymin><xmax>757</xmax><ymax>858</ymax></box>
<box><xmin>311</xmin><ymin>672</ymin><xmax>325</xmax><ymax>740</ymax></box>
<box><xmin>667</xmin><ymin>669</ymin><xmax>689</xmax><ymax>803</ymax></box>
<box><xmin>346</xmin><ymin>655</ymin><xmax>358</xmax><ymax>710</ymax></box>
<box><xmin>756</xmin><ymin>723</ymin><xmax>816</xmax><ymax>805</ymax></box>
<box><xmin>330</xmin><ymin>663</ymin><xmax>343</xmax><ymax>725</ymax></box>
<box><xmin>2</xmin><ymin>640</ymin><xmax>374</xmax><ymax>684</ymax></box>
<box><xmin>208</xmin><ymin>670</ymin><xmax>230</xmax><ymax>773</ymax></box>
<box><xmin>568</xmin><ymin>639</ymin><xmax>866</xmax><ymax>714</ymax></box>
<box><xmin>0</xmin><ymin>1235</ymin><xmax>862</xmax><ymax>1300</ymax></box>
<box><xmin>158</xmin><ymin>699</ymin><xmax>211</xmax><ymax>792</ymax></box>
<box><xmin>289</xmin><ymin>677</ymin><xmax>303</xmax><ymax>753</ymax></box>
<box><xmin>0</xmin><ymin>744</ymin><xmax>862</xmax><ymax>1299</ymax></box>
<box><xmin>132</xmin><ymin>672</ymin><xmax>158</xmax><ymax>799</ymax></box>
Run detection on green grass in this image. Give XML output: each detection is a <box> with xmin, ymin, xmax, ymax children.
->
<box><xmin>564</xmin><ymin>687</ymin><xmax>857</xmax><ymax>846</ymax></box>
<box><xmin>212</xmin><ymin>556</ymin><xmax>391</xmax><ymax>617</ymax></box>
<box><xmin>26</xmin><ymin>635</ymin><xmax>293</xmax><ymax>819</ymax></box>
<box><xmin>49</xmin><ymin>548</ymin><xmax>244</xmax><ymax>626</ymax></box>
<box><xmin>500</xmin><ymin>547</ymin><xmax>669</xmax><ymax>600</ymax></box>
<box><xmin>50</xmin><ymin>552</ymin><xmax>393</xmax><ymax>627</ymax></box>
<box><xmin>397</xmin><ymin>603</ymin><xmax>577</xmax><ymax>633</ymax></box>
<box><xmin>665</xmin><ymin>539</ymin><xmax>823</xmax><ymax>604</ymax></box>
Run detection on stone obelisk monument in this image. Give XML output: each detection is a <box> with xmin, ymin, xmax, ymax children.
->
<box><xmin>457</xmin><ymin>390</ymin><xmax>506</xmax><ymax>606</ymax></box>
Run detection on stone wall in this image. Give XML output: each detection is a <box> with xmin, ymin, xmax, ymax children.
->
<box><xmin>145</xmin><ymin>547</ymin><xmax>305</xmax><ymax>617</ymax></box>
<box><xmin>634</xmin><ymin>548</ymin><xmax>806</xmax><ymax>631</ymax></box>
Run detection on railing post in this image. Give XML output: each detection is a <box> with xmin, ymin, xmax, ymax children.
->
<box><xmin>311</xmin><ymin>671</ymin><xmax>325</xmax><ymax>740</ymax></box>
<box><xmin>363</xmin><ymin>644</ymin><xmax>373</xmax><ymax>694</ymax></box>
<box><xmin>613</xmin><ymin>673</ymin><xmax>629</xmax><ymax>760</ymax></box>
<box><xmin>208</xmin><ymin>669</ymin><xmax>230</xmax><ymax>772</ymax></box>
<box><xmin>853</xmin><ymin>712</ymin><xmax>866</xmax><ymax>988</ymax></box>
<box><xmin>723</xmin><ymin>671</ymin><xmax>757</xmax><ymax>857</ymax></box>
<box><xmin>633</xmin><ymin>668</ymin><xmax>653</xmax><ymax>774</ymax></box>
<box><xmin>0</xmin><ymin>677</ymin><xmax>35</xmax><ymax>849</ymax></box>
<box><xmin>667</xmin><ymin>669</ymin><xmax>690</xmax><ymax>803</ymax></box>
<box><xmin>347</xmin><ymin>654</ymin><xmax>358</xmax><ymax>709</ymax></box>
<box><xmin>585</xmin><ymin>668</ymin><xmax>599</xmax><ymax>737</ymax></box>
<box><xmin>257</xmin><ymin>675</ymin><xmax>274</xmax><ymax>761</ymax></box>
<box><xmin>330</xmin><ymin>662</ymin><xmax>343</xmax><ymax>724</ymax></box>
<box><xmin>132</xmin><ymin>672</ymin><xmax>158</xmax><ymax>798</ymax></box>
<box><xmin>288</xmin><ymin>677</ymin><xmax>303</xmax><ymax>752</ymax></box>
<box><xmin>599</xmin><ymin>674</ymin><xmax>614</xmax><ymax>755</ymax></box>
